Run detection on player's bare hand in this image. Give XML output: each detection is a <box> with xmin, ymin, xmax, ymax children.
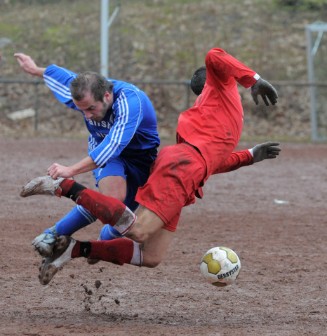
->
<box><xmin>251</xmin><ymin>78</ymin><xmax>278</xmax><ymax>106</ymax></box>
<box><xmin>252</xmin><ymin>142</ymin><xmax>281</xmax><ymax>163</ymax></box>
<box><xmin>14</xmin><ymin>53</ymin><xmax>45</xmax><ymax>77</ymax></box>
<box><xmin>47</xmin><ymin>163</ymin><xmax>74</xmax><ymax>179</ymax></box>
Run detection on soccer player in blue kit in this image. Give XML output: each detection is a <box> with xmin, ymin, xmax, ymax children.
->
<box><xmin>15</xmin><ymin>53</ymin><xmax>160</xmax><ymax>257</ymax></box>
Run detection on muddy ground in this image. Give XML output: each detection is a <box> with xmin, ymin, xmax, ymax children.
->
<box><xmin>0</xmin><ymin>137</ymin><xmax>326</xmax><ymax>336</ymax></box>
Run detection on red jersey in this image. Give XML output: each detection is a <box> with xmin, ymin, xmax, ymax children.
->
<box><xmin>137</xmin><ymin>48</ymin><xmax>259</xmax><ymax>231</ymax></box>
<box><xmin>177</xmin><ymin>48</ymin><xmax>258</xmax><ymax>181</ymax></box>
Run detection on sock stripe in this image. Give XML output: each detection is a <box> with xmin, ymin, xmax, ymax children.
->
<box><xmin>119</xmin><ymin>214</ymin><xmax>137</xmax><ymax>236</ymax></box>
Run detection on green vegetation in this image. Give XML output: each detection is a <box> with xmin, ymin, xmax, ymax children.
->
<box><xmin>1</xmin><ymin>0</ymin><xmax>326</xmax><ymax>141</ymax></box>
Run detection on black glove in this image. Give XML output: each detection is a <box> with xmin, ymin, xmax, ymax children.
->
<box><xmin>251</xmin><ymin>78</ymin><xmax>278</xmax><ymax>106</ymax></box>
<box><xmin>251</xmin><ymin>142</ymin><xmax>281</xmax><ymax>163</ymax></box>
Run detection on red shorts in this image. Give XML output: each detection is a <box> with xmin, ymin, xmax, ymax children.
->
<box><xmin>135</xmin><ymin>143</ymin><xmax>206</xmax><ymax>232</ymax></box>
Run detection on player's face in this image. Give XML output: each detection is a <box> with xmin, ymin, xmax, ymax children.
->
<box><xmin>74</xmin><ymin>91</ymin><xmax>113</xmax><ymax>122</ymax></box>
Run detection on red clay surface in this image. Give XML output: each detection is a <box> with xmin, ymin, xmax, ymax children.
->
<box><xmin>0</xmin><ymin>137</ymin><xmax>326</xmax><ymax>336</ymax></box>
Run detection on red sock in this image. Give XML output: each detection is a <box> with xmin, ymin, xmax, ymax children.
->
<box><xmin>59</xmin><ymin>179</ymin><xmax>76</xmax><ymax>196</ymax></box>
<box><xmin>76</xmin><ymin>189</ymin><xmax>126</xmax><ymax>225</ymax></box>
<box><xmin>72</xmin><ymin>238</ymin><xmax>134</xmax><ymax>265</ymax></box>
<box><xmin>59</xmin><ymin>180</ymin><xmax>126</xmax><ymax>226</ymax></box>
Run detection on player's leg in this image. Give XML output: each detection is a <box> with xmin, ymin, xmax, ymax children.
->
<box><xmin>28</xmin><ymin>160</ymin><xmax>129</xmax><ymax>256</ymax></box>
<box><xmin>21</xmin><ymin>177</ymin><xmax>139</xmax><ymax>237</ymax></box>
<box><xmin>94</xmin><ymin>152</ymin><xmax>155</xmax><ymax>242</ymax></box>
<box><xmin>133</xmin><ymin>204</ymin><xmax>180</xmax><ymax>267</ymax></box>
<box><xmin>88</xmin><ymin>173</ymin><xmax>127</xmax><ymax>244</ymax></box>
<box><xmin>86</xmin><ymin>206</ymin><xmax>173</xmax><ymax>268</ymax></box>
<box><xmin>59</xmin><ymin>161</ymin><xmax>129</xmax><ymax>242</ymax></box>
<box><xmin>32</xmin><ymin>205</ymin><xmax>97</xmax><ymax>257</ymax></box>
<box><xmin>38</xmin><ymin>236</ymin><xmax>142</xmax><ymax>285</ymax></box>
<box><xmin>83</xmin><ymin>164</ymin><xmax>127</xmax><ymax>263</ymax></box>
<box><xmin>92</xmin><ymin>159</ymin><xmax>134</xmax><ymax>242</ymax></box>
<box><xmin>97</xmin><ymin>224</ymin><xmax>121</xmax><ymax>240</ymax></box>
<box><xmin>19</xmin><ymin>177</ymin><xmax>96</xmax><ymax>256</ymax></box>
<box><xmin>37</xmin><ymin>207</ymin><xmax>167</xmax><ymax>285</ymax></box>
<box><xmin>141</xmin><ymin>227</ymin><xmax>175</xmax><ymax>267</ymax></box>
<box><xmin>59</xmin><ymin>210</ymin><xmax>168</xmax><ymax>268</ymax></box>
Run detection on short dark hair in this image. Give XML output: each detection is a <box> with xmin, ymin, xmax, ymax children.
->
<box><xmin>70</xmin><ymin>71</ymin><xmax>113</xmax><ymax>102</ymax></box>
<box><xmin>190</xmin><ymin>66</ymin><xmax>206</xmax><ymax>96</ymax></box>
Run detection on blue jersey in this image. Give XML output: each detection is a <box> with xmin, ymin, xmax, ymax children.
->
<box><xmin>43</xmin><ymin>65</ymin><xmax>160</xmax><ymax>167</ymax></box>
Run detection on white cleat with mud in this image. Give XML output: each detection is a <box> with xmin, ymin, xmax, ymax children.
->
<box><xmin>32</xmin><ymin>232</ymin><xmax>57</xmax><ymax>257</ymax></box>
<box><xmin>38</xmin><ymin>235</ymin><xmax>75</xmax><ymax>285</ymax></box>
<box><xmin>20</xmin><ymin>176</ymin><xmax>64</xmax><ymax>197</ymax></box>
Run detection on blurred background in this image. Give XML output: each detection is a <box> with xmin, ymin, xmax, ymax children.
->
<box><xmin>0</xmin><ymin>0</ymin><xmax>327</xmax><ymax>141</ymax></box>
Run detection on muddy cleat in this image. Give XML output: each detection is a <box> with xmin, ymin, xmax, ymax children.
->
<box><xmin>38</xmin><ymin>235</ymin><xmax>75</xmax><ymax>285</ymax></box>
<box><xmin>20</xmin><ymin>176</ymin><xmax>64</xmax><ymax>197</ymax></box>
<box><xmin>32</xmin><ymin>232</ymin><xmax>57</xmax><ymax>257</ymax></box>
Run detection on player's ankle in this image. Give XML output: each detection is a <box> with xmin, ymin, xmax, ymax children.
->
<box><xmin>60</xmin><ymin>180</ymin><xmax>86</xmax><ymax>201</ymax></box>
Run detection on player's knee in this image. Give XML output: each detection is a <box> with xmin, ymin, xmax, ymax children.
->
<box><xmin>142</xmin><ymin>256</ymin><xmax>162</xmax><ymax>268</ymax></box>
<box><xmin>98</xmin><ymin>177</ymin><xmax>127</xmax><ymax>202</ymax></box>
<box><xmin>144</xmin><ymin>260</ymin><xmax>161</xmax><ymax>268</ymax></box>
<box><xmin>101</xmin><ymin>189</ymin><xmax>126</xmax><ymax>202</ymax></box>
<box><xmin>126</xmin><ymin>228</ymin><xmax>150</xmax><ymax>244</ymax></box>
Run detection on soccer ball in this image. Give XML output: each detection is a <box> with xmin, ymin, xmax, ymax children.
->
<box><xmin>200</xmin><ymin>246</ymin><xmax>241</xmax><ymax>287</ymax></box>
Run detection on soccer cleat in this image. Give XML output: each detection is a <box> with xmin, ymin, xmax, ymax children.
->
<box><xmin>20</xmin><ymin>176</ymin><xmax>64</xmax><ymax>197</ymax></box>
<box><xmin>38</xmin><ymin>235</ymin><xmax>75</xmax><ymax>285</ymax></box>
<box><xmin>32</xmin><ymin>232</ymin><xmax>57</xmax><ymax>257</ymax></box>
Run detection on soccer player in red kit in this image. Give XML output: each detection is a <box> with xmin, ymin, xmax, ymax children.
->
<box><xmin>21</xmin><ymin>48</ymin><xmax>280</xmax><ymax>285</ymax></box>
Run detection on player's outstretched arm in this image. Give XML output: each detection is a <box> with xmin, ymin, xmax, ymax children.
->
<box><xmin>251</xmin><ymin>142</ymin><xmax>281</xmax><ymax>163</ymax></box>
<box><xmin>213</xmin><ymin>142</ymin><xmax>281</xmax><ymax>175</ymax></box>
<box><xmin>14</xmin><ymin>53</ymin><xmax>45</xmax><ymax>77</ymax></box>
<box><xmin>251</xmin><ymin>78</ymin><xmax>278</xmax><ymax>106</ymax></box>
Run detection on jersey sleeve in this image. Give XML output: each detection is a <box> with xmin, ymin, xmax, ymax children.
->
<box><xmin>43</xmin><ymin>64</ymin><xmax>78</xmax><ymax>110</ymax></box>
<box><xmin>213</xmin><ymin>149</ymin><xmax>254</xmax><ymax>175</ymax></box>
<box><xmin>205</xmin><ymin>48</ymin><xmax>259</xmax><ymax>89</ymax></box>
<box><xmin>89</xmin><ymin>89</ymin><xmax>143</xmax><ymax>167</ymax></box>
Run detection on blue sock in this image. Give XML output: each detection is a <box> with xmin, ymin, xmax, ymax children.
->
<box><xmin>43</xmin><ymin>205</ymin><xmax>121</xmax><ymax>240</ymax></box>
<box><xmin>99</xmin><ymin>224</ymin><xmax>122</xmax><ymax>240</ymax></box>
<box><xmin>44</xmin><ymin>225</ymin><xmax>57</xmax><ymax>235</ymax></box>
<box><xmin>51</xmin><ymin>205</ymin><xmax>97</xmax><ymax>236</ymax></box>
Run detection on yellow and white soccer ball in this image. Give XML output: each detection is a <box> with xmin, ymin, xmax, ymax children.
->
<box><xmin>200</xmin><ymin>246</ymin><xmax>241</xmax><ymax>287</ymax></box>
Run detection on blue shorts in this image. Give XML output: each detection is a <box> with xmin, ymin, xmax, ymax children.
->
<box><xmin>92</xmin><ymin>148</ymin><xmax>157</xmax><ymax>211</ymax></box>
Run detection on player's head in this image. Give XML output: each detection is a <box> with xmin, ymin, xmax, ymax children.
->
<box><xmin>70</xmin><ymin>72</ymin><xmax>114</xmax><ymax>122</ymax></box>
<box><xmin>70</xmin><ymin>72</ymin><xmax>113</xmax><ymax>102</ymax></box>
<box><xmin>190</xmin><ymin>66</ymin><xmax>206</xmax><ymax>96</ymax></box>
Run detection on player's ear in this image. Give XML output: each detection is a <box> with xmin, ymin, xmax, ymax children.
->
<box><xmin>103</xmin><ymin>91</ymin><xmax>112</xmax><ymax>102</ymax></box>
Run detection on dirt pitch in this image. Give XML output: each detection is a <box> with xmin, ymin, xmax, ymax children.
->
<box><xmin>0</xmin><ymin>137</ymin><xmax>326</xmax><ymax>336</ymax></box>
